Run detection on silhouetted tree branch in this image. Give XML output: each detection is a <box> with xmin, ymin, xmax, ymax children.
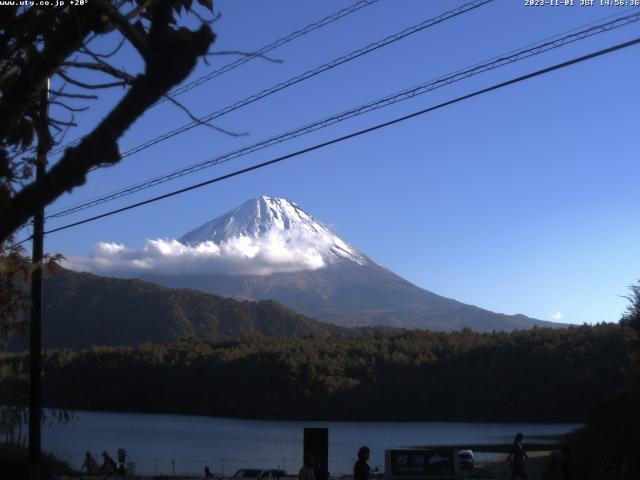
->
<box><xmin>0</xmin><ymin>0</ymin><xmax>217</xmax><ymax>243</ymax></box>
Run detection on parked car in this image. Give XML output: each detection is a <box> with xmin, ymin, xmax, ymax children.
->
<box><xmin>231</xmin><ymin>468</ymin><xmax>265</xmax><ymax>479</ymax></box>
<box><xmin>458</xmin><ymin>450</ymin><xmax>474</xmax><ymax>470</ymax></box>
<box><xmin>230</xmin><ymin>468</ymin><xmax>288</xmax><ymax>480</ymax></box>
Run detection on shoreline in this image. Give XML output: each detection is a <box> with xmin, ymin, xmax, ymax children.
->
<box><xmin>42</xmin><ymin>412</ymin><xmax>578</xmax><ymax>478</ymax></box>
<box><xmin>51</xmin><ymin>453</ymin><xmax>558</xmax><ymax>480</ymax></box>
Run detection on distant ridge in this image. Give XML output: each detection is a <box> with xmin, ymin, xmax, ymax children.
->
<box><xmin>5</xmin><ymin>268</ymin><xmax>348</xmax><ymax>351</ymax></box>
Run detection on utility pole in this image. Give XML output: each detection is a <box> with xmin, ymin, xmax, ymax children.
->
<box><xmin>29</xmin><ymin>78</ymin><xmax>49</xmax><ymax>480</ymax></box>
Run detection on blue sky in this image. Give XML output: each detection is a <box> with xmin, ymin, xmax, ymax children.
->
<box><xmin>30</xmin><ymin>0</ymin><xmax>640</xmax><ymax>325</ymax></box>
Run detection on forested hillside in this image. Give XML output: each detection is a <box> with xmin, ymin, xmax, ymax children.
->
<box><xmin>0</xmin><ymin>324</ymin><xmax>630</xmax><ymax>422</ymax></box>
<box><xmin>5</xmin><ymin>269</ymin><xmax>347</xmax><ymax>350</ymax></box>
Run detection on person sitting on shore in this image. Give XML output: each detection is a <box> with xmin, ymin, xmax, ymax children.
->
<box><xmin>100</xmin><ymin>451</ymin><xmax>117</xmax><ymax>474</ymax></box>
<box><xmin>82</xmin><ymin>451</ymin><xmax>98</xmax><ymax>474</ymax></box>
<box><xmin>354</xmin><ymin>446</ymin><xmax>370</xmax><ymax>480</ymax></box>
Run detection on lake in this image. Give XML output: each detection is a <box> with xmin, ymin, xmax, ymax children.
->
<box><xmin>43</xmin><ymin>410</ymin><xmax>581</xmax><ymax>476</ymax></box>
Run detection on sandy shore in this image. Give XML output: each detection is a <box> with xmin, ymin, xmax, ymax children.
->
<box><xmin>52</xmin><ymin>452</ymin><xmax>558</xmax><ymax>480</ymax></box>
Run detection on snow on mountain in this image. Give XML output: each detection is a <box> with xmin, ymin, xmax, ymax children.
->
<box><xmin>180</xmin><ymin>196</ymin><xmax>367</xmax><ymax>266</ymax></box>
<box><xmin>65</xmin><ymin>196</ymin><xmax>369</xmax><ymax>277</ymax></box>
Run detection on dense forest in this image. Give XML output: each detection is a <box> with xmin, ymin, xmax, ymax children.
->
<box><xmin>568</xmin><ymin>288</ymin><xmax>640</xmax><ymax>478</ymax></box>
<box><xmin>0</xmin><ymin>323</ymin><xmax>632</xmax><ymax>422</ymax></box>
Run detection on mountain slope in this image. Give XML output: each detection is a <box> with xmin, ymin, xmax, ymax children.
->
<box><xmin>146</xmin><ymin>260</ymin><xmax>549</xmax><ymax>331</ymax></box>
<box><xmin>6</xmin><ymin>269</ymin><xmax>348</xmax><ymax>350</ymax></box>
<box><xmin>143</xmin><ymin>196</ymin><xmax>554</xmax><ymax>332</ymax></box>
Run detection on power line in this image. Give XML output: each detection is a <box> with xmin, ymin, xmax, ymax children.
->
<box><xmin>46</xmin><ymin>0</ymin><xmax>382</xmax><ymax>157</ymax></box>
<box><xmin>120</xmin><ymin>0</ymin><xmax>494</xmax><ymax>158</ymax></box>
<box><xmin>46</xmin><ymin>0</ymin><xmax>499</xmax><ymax>218</ymax></box>
<box><xmin>38</xmin><ymin>36</ymin><xmax>640</xmax><ymax>238</ymax></box>
<box><xmin>50</xmin><ymin>0</ymin><xmax>495</xmax><ymax>163</ymax></box>
<box><xmin>46</xmin><ymin>10</ymin><xmax>640</xmax><ymax>220</ymax></box>
<box><xmin>161</xmin><ymin>0</ymin><xmax>381</xmax><ymax>102</ymax></box>
<box><xmin>46</xmin><ymin>9</ymin><xmax>638</xmax><ymax>218</ymax></box>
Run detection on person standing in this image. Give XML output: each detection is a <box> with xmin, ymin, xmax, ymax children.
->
<box><xmin>507</xmin><ymin>433</ymin><xmax>529</xmax><ymax>480</ymax></box>
<box><xmin>354</xmin><ymin>446</ymin><xmax>370</xmax><ymax>480</ymax></box>
<box><xmin>100</xmin><ymin>451</ymin><xmax>117</xmax><ymax>474</ymax></box>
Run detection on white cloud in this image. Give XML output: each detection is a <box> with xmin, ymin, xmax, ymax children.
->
<box><xmin>551</xmin><ymin>311</ymin><xmax>564</xmax><ymax>321</ymax></box>
<box><xmin>63</xmin><ymin>229</ymin><xmax>335</xmax><ymax>277</ymax></box>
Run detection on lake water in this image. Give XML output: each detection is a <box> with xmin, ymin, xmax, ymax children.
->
<box><xmin>43</xmin><ymin>410</ymin><xmax>581</xmax><ymax>476</ymax></box>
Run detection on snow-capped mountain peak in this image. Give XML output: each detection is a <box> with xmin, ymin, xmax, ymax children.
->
<box><xmin>180</xmin><ymin>196</ymin><xmax>367</xmax><ymax>265</ymax></box>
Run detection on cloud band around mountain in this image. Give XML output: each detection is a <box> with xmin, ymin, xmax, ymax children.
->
<box><xmin>64</xmin><ymin>229</ymin><xmax>335</xmax><ymax>277</ymax></box>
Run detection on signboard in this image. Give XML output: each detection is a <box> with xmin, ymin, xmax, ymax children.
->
<box><xmin>385</xmin><ymin>449</ymin><xmax>458</xmax><ymax>480</ymax></box>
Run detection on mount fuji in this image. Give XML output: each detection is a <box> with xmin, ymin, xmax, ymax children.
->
<box><xmin>180</xmin><ymin>195</ymin><xmax>367</xmax><ymax>268</ymax></box>
<box><xmin>141</xmin><ymin>196</ymin><xmax>553</xmax><ymax>332</ymax></box>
